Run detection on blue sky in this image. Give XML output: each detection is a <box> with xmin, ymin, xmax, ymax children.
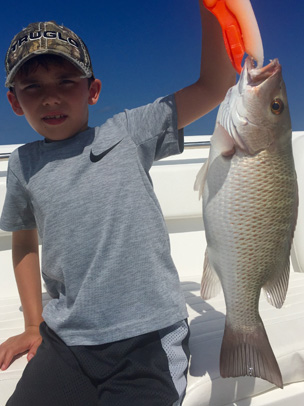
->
<box><xmin>0</xmin><ymin>0</ymin><xmax>303</xmax><ymax>145</ymax></box>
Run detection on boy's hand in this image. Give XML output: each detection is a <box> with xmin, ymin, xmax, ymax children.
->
<box><xmin>0</xmin><ymin>326</ymin><xmax>42</xmax><ymax>371</ymax></box>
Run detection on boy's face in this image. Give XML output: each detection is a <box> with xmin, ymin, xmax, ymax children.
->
<box><xmin>7</xmin><ymin>59</ymin><xmax>101</xmax><ymax>142</ymax></box>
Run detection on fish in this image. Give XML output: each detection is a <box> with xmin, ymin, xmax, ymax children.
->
<box><xmin>194</xmin><ymin>56</ymin><xmax>298</xmax><ymax>388</ymax></box>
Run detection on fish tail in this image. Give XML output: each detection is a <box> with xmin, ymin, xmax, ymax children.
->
<box><xmin>220</xmin><ymin>319</ymin><xmax>283</xmax><ymax>388</ymax></box>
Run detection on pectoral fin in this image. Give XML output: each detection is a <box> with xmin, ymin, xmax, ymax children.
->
<box><xmin>194</xmin><ymin>125</ymin><xmax>235</xmax><ymax>200</ymax></box>
<box><xmin>211</xmin><ymin>124</ymin><xmax>235</xmax><ymax>157</ymax></box>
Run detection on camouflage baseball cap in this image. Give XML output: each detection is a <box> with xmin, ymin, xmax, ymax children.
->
<box><xmin>5</xmin><ymin>21</ymin><xmax>94</xmax><ymax>87</ymax></box>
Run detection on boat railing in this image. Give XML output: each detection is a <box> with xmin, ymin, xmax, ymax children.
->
<box><xmin>0</xmin><ymin>153</ymin><xmax>11</xmax><ymax>160</ymax></box>
<box><xmin>0</xmin><ymin>140</ymin><xmax>211</xmax><ymax>162</ymax></box>
<box><xmin>184</xmin><ymin>140</ymin><xmax>211</xmax><ymax>149</ymax></box>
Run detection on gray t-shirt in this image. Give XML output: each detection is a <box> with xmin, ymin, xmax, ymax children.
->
<box><xmin>0</xmin><ymin>95</ymin><xmax>188</xmax><ymax>345</ymax></box>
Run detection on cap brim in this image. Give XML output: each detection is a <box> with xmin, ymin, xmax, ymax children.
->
<box><xmin>5</xmin><ymin>49</ymin><xmax>93</xmax><ymax>88</ymax></box>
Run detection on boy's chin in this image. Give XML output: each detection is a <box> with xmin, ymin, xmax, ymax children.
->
<box><xmin>42</xmin><ymin>134</ymin><xmax>76</xmax><ymax>142</ymax></box>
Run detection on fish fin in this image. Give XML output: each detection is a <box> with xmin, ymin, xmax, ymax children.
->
<box><xmin>200</xmin><ymin>250</ymin><xmax>222</xmax><ymax>299</ymax></box>
<box><xmin>211</xmin><ymin>124</ymin><xmax>235</xmax><ymax>157</ymax></box>
<box><xmin>194</xmin><ymin>124</ymin><xmax>235</xmax><ymax>199</ymax></box>
<box><xmin>194</xmin><ymin>159</ymin><xmax>209</xmax><ymax>200</ymax></box>
<box><xmin>220</xmin><ymin>319</ymin><xmax>283</xmax><ymax>388</ymax></box>
<box><xmin>263</xmin><ymin>260</ymin><xmax>290</xmax><ymax>309</ymax></box>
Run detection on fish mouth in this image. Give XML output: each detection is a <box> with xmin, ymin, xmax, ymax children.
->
<box><xmin>245</xmin><ymin>57</ymin><xmax>281</xmax><ymax>87</ymax></box>
<box><xmin>237</xmin><ymin>57</ymin><xmax>282</xmax><ymax>98</ymax></box>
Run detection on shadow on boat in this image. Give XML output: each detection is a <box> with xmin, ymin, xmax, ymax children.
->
<box><xmin>181</xmin><ymin>280</ymin><xmax>255</xmax><ymax>406</ymax></box>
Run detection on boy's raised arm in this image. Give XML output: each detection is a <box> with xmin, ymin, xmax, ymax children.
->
<box><xmin>0</xmin><ymin>229</ymin><xmax>43</xmax><ymax>371</ymax></box>
<box><xmin>175</xmin><ymin>0</ymin><xmax>236</xmax><ymax>130</ymax></box>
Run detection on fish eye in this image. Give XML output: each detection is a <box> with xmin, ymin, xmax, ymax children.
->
<box><xmin>271</xmin><ymin>98</ymin><xmax>284</xmax><ymax>115</ymax></box>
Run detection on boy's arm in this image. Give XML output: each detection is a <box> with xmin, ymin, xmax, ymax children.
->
<box><xmin>175</xmin><ymin>0</ymin><xmax>236</xmax><ymax>129</ymax></box>
<box><xmin>0</xmin><ymin>229</ymin><xmax>43</xmax><ymax>371</ymax></box>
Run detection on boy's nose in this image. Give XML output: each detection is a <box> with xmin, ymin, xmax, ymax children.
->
<box><xmin>42</xmin><ymin>88</ymin><xmax>61</xmax><ymax>106</ymax></box>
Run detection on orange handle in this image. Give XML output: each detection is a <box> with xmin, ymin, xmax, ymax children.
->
<box><xmin>204</xmin><ymin>0</ymin><xmax>245</xmax><ymax>73</ymax></box>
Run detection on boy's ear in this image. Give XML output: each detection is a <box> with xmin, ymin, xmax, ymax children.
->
<box><xmin>7</xmin><ymin>91</ymin><xmax>24</xmax><ymax>116</ymax></box>
<box><xmin>88</xmin><ymin>79</ymin><xmax>102</xmax><ymax>106</ymax></box>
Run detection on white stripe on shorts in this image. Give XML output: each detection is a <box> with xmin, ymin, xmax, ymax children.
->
<box><xmin>159</xmin><ymin>320</ymin><xmax>189</xmax><ymax>406</ymax></box>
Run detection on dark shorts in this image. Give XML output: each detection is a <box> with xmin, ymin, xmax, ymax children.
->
<box><xmin>7</xmin><ymin>320</ymin><xmax>190</xmax><ymax>406</ymax></box>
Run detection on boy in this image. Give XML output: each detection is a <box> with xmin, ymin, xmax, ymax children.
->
<box><xmin>0</xmin><ymin>2</ymin><xmax>235</xmax><ymax>405</ymax></box>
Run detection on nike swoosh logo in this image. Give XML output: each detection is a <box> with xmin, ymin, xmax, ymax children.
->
<box><xmin>90</xmin><ymin>140</ymin><xmax>123</xmax><ymax>163</ymax></box>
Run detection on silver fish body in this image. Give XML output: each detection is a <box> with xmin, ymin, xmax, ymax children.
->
<box><xmin>195</xmin><ymin>57</ymin><xmax>298</xmax><ymax>388</ymax></box>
